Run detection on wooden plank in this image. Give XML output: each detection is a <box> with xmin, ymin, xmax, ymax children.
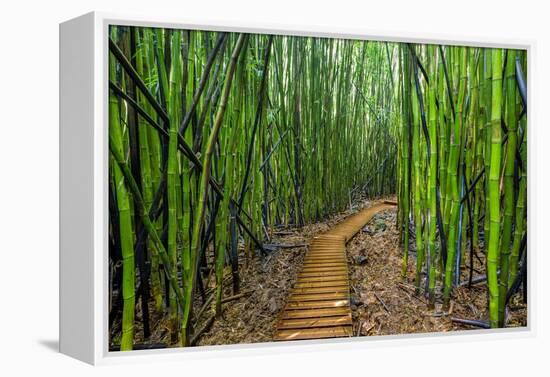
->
<box><xmin>301</xmin><ymin>266</ymin><xmax>347</xmax><ymax>273</ymax></box>
<box><xmin>308</xmin><ymin>250</ymin><xmax>344</xmax><ymax>253</ymax></box>
<box><xmin>299</xmin><ymin>272</ymin><xmax>348</xmax><ymax>278</ymax></box>
<box><xmin>294</xmin><ymin>280</ymin><xmax>348</xmax><ymax>288</ymax></box>
<box><xmin>303</xmin><ymin>261</ymin><xmax>346</xmax><ymax>266</ymax></box>
<box><xmin>310</xmin><ymin>241</ymin><xmax>344</xmax><ymax>244</ymax></box>
<box><xmin>297</xmin><ymin>275</ymin><xmax>348</xmax><ymax>283</ymax></box>
<box><xmin>296</xmin><ymin>279</ymin><xmax>348</xmax><ymax>285</ymax></box>
<box><xmin>282</xmin><ymin>307</ymin><xmax>350</xmax><ymax>319</ymax></box>
<box><xmin>304</xmin><ymin>259</ymin><xmax>346</xmax><ymax>263</ymax></box>
<box><xmin>303</xmin><ymin>259</ymin><xmax>346</xmax><ymax>263</ymax></box>
<box><xmin>307</xmin><ymin>253</ymin><xmax>344</xmax><ymax>256</ymax></box>
<box><xmin>299</xmin><ymin>271</ymin><xmax>349</xmax><ymax>278</ymax></box>
<box><xmin>301</xmin><ymin>268</ymin><xmax>348</xmax><ymax>274</ymax></box>
<box><xmin>314</xmin><ymin>234</ymin><xmax>346</xmax><ymax>239</ymax></box>
<box><xmin>305</xmin><ymin>255</ymin><xmax>345</xmax><ymax>259</ymax></box>
<box><xmin>302</xmin><ymin>263</ymin><xmax>347</xmax><ymax>269</ymax></box>
<box><xmin>307</xmin><ymin>250</ymin><xmax>344</xmax><ymax>253</ymax></box>
<box><xmin>291</xmin><ymin>286</ymin><xmax>348</xmax><ymax>295</ymax></box>
<box><xmin>306</xmin><ymin>253</ymin><xmax>345</xmax><ymax>257</ymax></box>
<box><xmin>285</xmin><ymin>299</ymin><xmax>349</xmax><ymax>309</ymax></box>
<box><xmin>274</xmin><ymin>326</ymin><xmax>352</xmax><ymax>341</ymax></box>
<box><xmin>303</xmin><ymin>259</ymin><xmax>346</xmax><ymax>264</ymax></box>
<box><xmin>302</xmin><ymin>264</ymin><xmax>348</xmax><ymax>271</ymax></box>
<box><xmin>278</xmin><ymin>315</ymin><xmax>352</xmax><ymax>329</ymax></box>
<box><xmin>305</xmin><ymin>254</ymin><xmax>345</xmax><ymax>257</ymax></box>
<box><xmin>307</xmin><ymin>248</ymin><xmax>344</xmax><ymax>251</ymax></box>
<box><xmin>288</xmin><ymin>292</ymin><xmax>349</xmax><ymax>301</ymax></box>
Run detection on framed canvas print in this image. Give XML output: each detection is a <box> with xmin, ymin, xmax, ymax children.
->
<box><xmin>59</xmin><ymin>11</ymin><xmax>532</xmax><ymax>365</ymax></box>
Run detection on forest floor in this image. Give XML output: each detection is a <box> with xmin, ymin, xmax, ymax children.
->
<box><xmin>196</xmin><ymin>197</ymin><xmax>526</xmax><ymax>346</ymax></box>
<box><xmin>194</xmin><ymin>200</ymin><xmax>371</xmax><ymax>346</ymax></box>
<box><xmin>347</xmin><ymin>208</ymin><xmax>527</xmax><ymax>337</ymax></box>
<box><xmin>120</xmin><ymin>197</ymin><xmax>526</xmax><ymax>349</ymax></box>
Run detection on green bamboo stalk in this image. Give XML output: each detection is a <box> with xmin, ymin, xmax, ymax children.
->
<box><xmin>509</xmin><ymin>121</ymin><xmax>527</xmax><ymax>289</ymax></box>
<box><xmin>182</xmin><ymin>34</ymin><xmax>247</xmax><ymax>346</ymax></box>
<box><xmin>487</xmin><ymin>48</ymin><xmax>503</xmax><ymax>328</ymax></box>
<box><xmin>166</xmin><ymin>30</ymin><xmax>182</xmax><ymax>341</ymax></box>
<box><xmin>109</xmin><ymin>56</ymin><xmax>135</xmax><ymax>351</ymax></box>
<box><xmin>109</xmin><ymin>133</ymin><xmax>188</xmax><ymax>314</ymax></box>
<box><xmin>472</xmin><ymin>50</ymin><xmax>484</xmax><ymax>257</ymax></box>
<box><xmin>136</xmin><ymin>28</ymin><xmax>164</xmax><ymax>313</ymax></box>
<box><xmin>443</xmin><ymin>48</ymin><xmax>468</xmax><ymax>306</ymax></box>
<box><xmin>411</xmin><ymin>58</ymin><xmax>424</xmax><ymax>290</ymax></box>
<box><xmin>483</xmin><ymin>50</ymin><xmax>493</xmax><ymax>252</ymax></box>
<box><xmin>400</xmin><ymin>46</ymin><xmax>411</xmax><ymax>279</ymax></box>
<box><xmin>499</xmin><ymin>49</ymin><xmax>517</xmax><ymax>325</ymax></box>
<box><xmin>427</xmin><ymin>46</ymin><xmax>438</xmax><ymax>305</ymax></box>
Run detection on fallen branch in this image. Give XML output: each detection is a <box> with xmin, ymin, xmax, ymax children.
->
<box><xmin>447</xmin><ymin>301</ymin><xmax>454</xmax><ymax>316</ymax></box>
<box><xmin>356</xmin><ymin>321</ymin><xmax>363</xmax><ymax>336</ymax></box>
<box><xmin>263</xmin><ymin>243</ymin><xmax>308</xmax><ymax>252</ymax></box>
<box><xmin>221</xmin><ymin>289</ymin><xmax>253</xmax><ymax>304</ymax></box>
<box><xmin>191</xmin><ymin>290</ymin><xmax>254</xmax><ymax>345</ymax></box>
<box><xmin>459</xmin><ymin>275</ymin><xmax>486</xmax><ymax>287</ymax></box>
<box><xmin>398</xmin><ymin>281</ymin><xmax>416</xmax><ymax>292</ymax></box>
<box><xmin>374</xmin><ymin>292</ymin><xmax>391</xmax><ymax>314</ymax></box>
<box><xmin>397</xmin><ymin>283</ymin><xmax>426</xmax><ymax>304</ymax></box>
<box><xmin>195</xmin><ymin>295</ymin><xmax>215</xmax><ymax>323</ymax></box>
<box><xmin>110</xmin><ymin>343</ymin><xmax>167</xmax><ymax>351</ymax></box>
<box><xmin>271</xmin><ymin>231</ymin><xmax>295</xmax><ymax>236</ymax></box>
<box><xmin>451</xmin><ymin>317</ymin><xmax>490</xmax><ymax>329</ymax></box>
<box><xmin>190</xmin><ymin>314</ymin><xmax>216</xmax><ymax>346</ymax></box>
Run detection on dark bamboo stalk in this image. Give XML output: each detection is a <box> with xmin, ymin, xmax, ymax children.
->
<box><xmin>238</xmin><ymin>36</ymin><xmax>274</xmax><ymax>208</ymax></box>
<box><xmin>179</xmin><ymin>33</ymin><xmax>228</xmax><ymax>135</ymax></box>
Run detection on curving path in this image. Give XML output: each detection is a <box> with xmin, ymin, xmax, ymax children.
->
<box><xmin>274</xmin><ymin>200</ymin><xmax>397</xmax><ymax>341</ymax></box>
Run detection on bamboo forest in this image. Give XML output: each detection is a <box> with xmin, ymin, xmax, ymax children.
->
<box><xmin>108</xmin><ymin>25</ymin><xmax>527</xmax><ymax>351</ymax></box>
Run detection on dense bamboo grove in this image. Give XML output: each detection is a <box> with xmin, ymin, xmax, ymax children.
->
<box><xmin>108</xmin><ymin>26</ymin><xmax>399</xmax><ymax>350</ymax></box>
<box><xmin>396</xmin><ymin>45</ymin><xmax>528</xmax><ymax>328</ymax></box>
<box><xmin>108</xmin><ymin>24</ymin><xmax>528</xmax><ymax>349</ymax></box>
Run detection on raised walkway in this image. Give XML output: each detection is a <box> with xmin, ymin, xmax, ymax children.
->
<box><xmin>274</xmin><ymin>200</ymin><xmax>397</xmax><ymax>341</ymax></box>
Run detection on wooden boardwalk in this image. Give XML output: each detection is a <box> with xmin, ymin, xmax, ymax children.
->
<box><xmin>274</xmin><ymin>201</ymin><xmax>397</xmax><ymax>341</ymax></box>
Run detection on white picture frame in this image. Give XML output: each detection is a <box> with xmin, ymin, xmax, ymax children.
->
<box><xmin>59</xmin><ymin>11</ymin><xmax>534</xmax><ymax>365</ymax></box>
